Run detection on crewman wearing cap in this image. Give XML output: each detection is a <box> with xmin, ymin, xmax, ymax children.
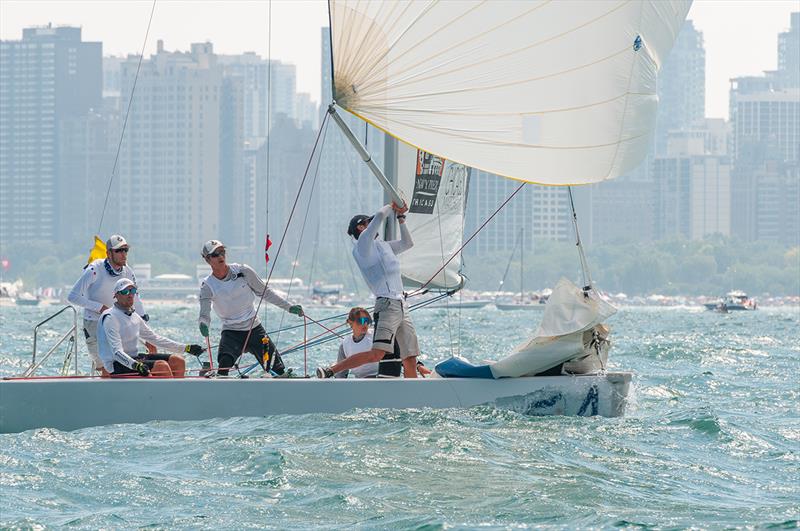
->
<box><xmin>97</xmin><ymin>278</ymin><xmax>205</xmax><ymax>377</ymax></box>
<box><xmin>68</xmin><ymin>234</ymin><xmax>150</xmax><ymax>372</ymax></box>
<box><xmin>316</xmin><ymin>202</ymin><xmax>423</xmax><ymax>379</ymax></box>
<box><xmin>198</xmin><ymin>239</ymin><xmax>304</xmax><ymax>376</ymax></box>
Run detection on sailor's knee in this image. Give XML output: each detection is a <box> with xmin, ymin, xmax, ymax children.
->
<box><xmin>152</xmin><ymin>360</ymin><xmax>172</xmax><ymax>376</ymax></box>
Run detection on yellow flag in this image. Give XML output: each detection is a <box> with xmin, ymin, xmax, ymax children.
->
<box><xmin>87</xmin><ymin>236</ymin><xmax>107</xmax><ymax>264</ymax></box>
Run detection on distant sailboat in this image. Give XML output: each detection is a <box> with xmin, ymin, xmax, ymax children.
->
<box><xmin>495</xmin><ymin>228</ymin><xmax>546</xmax><ymax>311</ymax></box>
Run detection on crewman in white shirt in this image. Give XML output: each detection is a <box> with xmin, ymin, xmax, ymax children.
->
<box><xmin>317</xmin><ymin>203</ymin><xmax>423</xmax><ymax>379</ymax></box>
<box><xmin>198</xmin><ymin>239</ymin><xmax>304</xmax><ymax>376</ymax></box>
<box><xmin>333</xmin><ymin>306</ymin><xmax>431</xmax><ymax>379</ymax></box>
<box><xmin>68</xmin><ymin>234</ymin><xmax>149</xmax><ymax>371</ymax></box>
<box><xmin>97</xmin><ymin>278</ymin><xmax>204</xmax><ymax>377</ymax></box>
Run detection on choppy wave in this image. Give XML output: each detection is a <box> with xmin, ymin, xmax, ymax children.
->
<box><xmin>1</xmin><ymin>305</ymin><xmax>798</xmax><ymax>528</ymax></box>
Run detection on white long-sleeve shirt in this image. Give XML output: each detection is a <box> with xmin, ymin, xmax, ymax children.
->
<box><xmin>199</xmin><ymin>263</ymin><xmax>293</xmax><ymax>331</ymax></box>
<box><xmin>353</xmin><ymin>205</ymin><xmax>413</xmax><ymax>300</ymax></box>
<box><xmin>68</xmin><ymin>259</ymin><xmax>145</xmax><ymax>321</ymax></box>
<box><xmin>97</xmin><ymin>304</ymin><xmax>185</xmax><ymax>372</ymax></box>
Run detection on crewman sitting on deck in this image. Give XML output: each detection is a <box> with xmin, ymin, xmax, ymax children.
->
<box><xmin>335</xmin><ymin>307</ymin><xmax>431</xmax><ymax>379</ymax></box>
<box><xmin>97</xmin><ymin>278</ymin><xmax>204</xmax><ymax>378</ymax></box>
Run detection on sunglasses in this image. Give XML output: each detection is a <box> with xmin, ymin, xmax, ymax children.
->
<box><xmin>117</xmin><ymin>287</ymin><xmax>137</xmax><ymax>295</ymax></box>
<box><xmin>354</xmin><ymin>316</ymin><xmax>371</xmax><ymax>325</ymax></box>
<box><xmin>113</xmin><ymin>248</ymin><xmax>129</xmax><ymax>254</ymax></box>
<box><xmin>209</xmin><ymin>250</ymin><xmax>225</xmax><ymax>258</ymax></box>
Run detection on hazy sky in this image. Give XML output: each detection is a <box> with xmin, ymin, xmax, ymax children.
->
<box><xmin>1</xmin><ymin>0</ymin><xmax>797</xmax><ymax>119</ymax></box>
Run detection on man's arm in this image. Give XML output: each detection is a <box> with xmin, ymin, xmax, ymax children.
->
<box><xmin>138</xmin><ymin>319</ymin><xmax>186</xmax><ymax>353</ymax></box>
<box><xmin>334</xmin><ymin>343</ymin><xmax>349</xmax><ymax>378</ymax></box>
<box><xmin>240</xmin><ymin>265</ymin><xmax>293</xmax><ymax>312</ymax></box>
<box><xmin>67</xmin><ymin>265</ymin><xmax>104</xmax><ymax>313</ymax></box>
<box><xmin>355</xmin><ymin>204</ymin><xmax>393</xmax><ymax>260</ymax></box>
<box><xmin>100</xmin><ymin>313</ymin><xmax>137</xmax><ymax>371</ymax></box>
<box><xmin>388</xmin><ymin>220</ymin><xmax>413</xmax><ymax>254</ymax></box>
<box><xmin>198</xmin><ymin>282</ymin><xmax>213</xmax><ymax>326</ymax></box>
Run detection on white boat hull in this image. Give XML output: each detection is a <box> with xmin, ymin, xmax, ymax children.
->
<box><xmin>495</xmin><ymin>302</ymin><xmax>546</xmax><ymax>311</ymax></box>
<box><xmin>0</xmin><ymin>372</ymin><xmax>631</xmax><ymax>433</ymax></box>
<box><xmin>424</xmin><ymin>300</ymin><xmax>492</xmax><ymax>309</ymax></box>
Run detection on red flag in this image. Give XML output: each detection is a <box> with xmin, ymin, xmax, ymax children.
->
<box><xmin>264</xmin><ymin>235</ymin><xmax>272</xmax><ymax>265</ymax></box>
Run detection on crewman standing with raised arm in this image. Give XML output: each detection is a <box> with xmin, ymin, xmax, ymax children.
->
<box><xmin>316</xmin><ymin>202</ymin><xmax>423</xmax><ymax>379</ymax></box>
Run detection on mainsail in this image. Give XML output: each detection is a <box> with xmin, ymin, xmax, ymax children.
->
<box><xmin>394</xmin><ymin>144</ymin><xmax>469</xmax><ymax>291</ymax></box>
<box><xmin>329</xmin><ymin>0</ymin><xmax>692</xmax><ymax>185</ymax></box>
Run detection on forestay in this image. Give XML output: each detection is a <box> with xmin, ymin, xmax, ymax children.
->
<box><xmin>395</xmin><ymin>144</ymin><xmax>469</xmax><ymax>290</ymax></box>
<box><xmin>329</xmin><ymin>0</ymin><xmax>692</xmax><ymax>185</ymax></box>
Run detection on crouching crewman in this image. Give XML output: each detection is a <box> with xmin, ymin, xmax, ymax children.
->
<box><xmin>98</xmin><ymin>278</ymin><xmax>205</xmax><ymax>377</ymax></box>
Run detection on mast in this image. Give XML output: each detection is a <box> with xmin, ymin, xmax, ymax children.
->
<box><xmin>383</xmin><ymin>131</ymin><xmax>398</xmax><ymax>240</ymax></box>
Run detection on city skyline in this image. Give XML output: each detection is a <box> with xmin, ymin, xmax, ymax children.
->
<box><xmin>1</xmin><ymin>0</ymin><xmax>797</xmax><ymax>119</ymax></box>
<box><xmin>0</xmin><ymin>5</ymin><xmax>797</xmax><ymax>295</ymax></box>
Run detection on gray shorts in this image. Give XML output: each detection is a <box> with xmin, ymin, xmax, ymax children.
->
<box><xmin>372</xmin><ymin>297</ymin><xmax>419</xmax><ymax>359</ymax></box>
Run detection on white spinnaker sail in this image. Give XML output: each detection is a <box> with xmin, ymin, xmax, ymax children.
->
<box><xmin>329</xmin><ymin>0</ymin><xmax>692</xmax><ymax>185</ymax></box>
<box><xmin>395</xmin><ymin>144</ymin><xmax>469</xmax><ymax>290</ymax></box>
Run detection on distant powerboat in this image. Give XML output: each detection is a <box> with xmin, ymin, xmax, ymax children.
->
<box><xmin>15</xmin><ymin>292</ymin><xmax>41</xmax><ymax>306</ymax></box>
<box><xmin>704</xmin><ymin>291</ymin><xmax>757</xmax><ymax>311</ymax></box>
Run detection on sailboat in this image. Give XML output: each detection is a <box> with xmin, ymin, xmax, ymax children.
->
<box><xmin>0</xmin><ymin>0</ymin><xmax>692</xmax><ymax>433</ymax></box>
<box><xmin>494</xmin><ymin>228</ymin><xmax>547</xmax><ymax>311</ymax></box>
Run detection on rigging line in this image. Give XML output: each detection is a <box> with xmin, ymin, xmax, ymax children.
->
<box><xmin>265</xmin><ymin>290</ymin><xmax>451</xmax><ymax>339</ymax></box>
<box><xmin>264</xmin><ymin>0</ymin><xmax>273</xmax><ymax>331</ymax></box>
<box><xmin>496</xmin><ymin>228</ymin><xmax>523</xmax><ymax>298</ymax></box>
<box><xmin>274</xmin><ymin>292</ymin><xmax>453</xmax><ymax>356</ymax></box>
<box><xmin>433</xmin><ymin>192</ymin><xmax>455</xmax><ymax>358</ymax></box>
<box><xmin>234</xmin><ymin>111</ymin><xmax>331</xmax><ymax>373</ymax></box>
<box><xmin>567</xmin><ymin>187</ymin><xmax>593</xmax><ymax>290</ymax></box>
<box><xmin>274</xmin><ymin>121</ymin><xmax>329</xmax><ymax>345</ymax></box>
<box><xmin>407</xmin><ymin>183</ymin><xmax>526</xmax><ymax>298</ymax></box>
<box><xmin>96</xmin><ymin>0</ymin><xmax>157</xmax><ymax>233</ymax></box>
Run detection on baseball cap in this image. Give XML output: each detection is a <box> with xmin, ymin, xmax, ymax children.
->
<box><xmin>347</xmin><ymin>215</ymin><xmax>373</xmax><ymax>238</ymax></box>
<box><xmin>114</xmin><ymin>278</ymin><xmax>136</xmax><ymax>293</ymax></box>
<box><xmin>106</xmin><ymin>234</ymin><xmax>128</xmax><ymax>250</ymax></box>
<box><xmin>202</xmin><ymin>239</ymin><xmax>225</xmax><ymax>258</ymax></box>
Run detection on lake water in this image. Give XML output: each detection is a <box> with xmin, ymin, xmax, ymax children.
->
<box><xmin>1</xmin><ymin>302</ymin><xmax>798</xmax><ymax>528</ymax></box>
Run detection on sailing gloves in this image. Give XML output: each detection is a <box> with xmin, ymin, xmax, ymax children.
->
<box><xmin>289</xmin><ymin>305</ymin><xmax>304</xmax><ymax>317</ymax></box>
<box><xmin>185</xmin><ymin>344</ymin><xmax>205</xmax><ymax>357</ymax></box>
<box><xmin>133</xmin><ymin>360</ymin><xmax>150</xmax><ymax>377</ymax></box>
<box><xmin>199</xmin><ymin>323</ymin><xmax>209</xmax><ymax>337</ymax></box>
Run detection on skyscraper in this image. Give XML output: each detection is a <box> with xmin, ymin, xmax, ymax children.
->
<box><xmin>728</xmin><ymin>12</ymin><xmax>800</xmax><ymax>244</ymax></box>
<box><xmin>116</xmin><ymin>41</ymin><xmax>222</xmax><ymax>256</ymax></box>
<box><xmin>655</xmin><ymin>20</ymin><xmax>705</xmax><ymax>156</ymax></box>
<box><xmin>778</xmin><ymin>12</ymin><xmax>799</xmax><ymax>88</ymax></box>
<box><xmin>0</xmin><ymin>25</ymin><xmax>101</xmax><ymax>246</ymax></box>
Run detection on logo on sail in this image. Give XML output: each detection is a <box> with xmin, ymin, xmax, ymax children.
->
<box><xmin>410</xmin><ymin>150</ymin><xmax>445</xmax><ymax>214</ymax></box>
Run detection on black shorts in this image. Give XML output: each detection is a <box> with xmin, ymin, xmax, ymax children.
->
<box><xmin>111</xmin><ymin>354</ymin><xmax>172</xmax><ymax>376</ymax></box>
<box><xmin>218</xmin><ymin>325</ymin><xmax>280</xmax><ymax>371</ymax></box>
